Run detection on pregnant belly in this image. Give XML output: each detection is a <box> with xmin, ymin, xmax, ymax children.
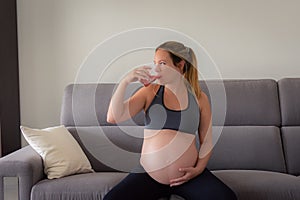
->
<box><xmin>140</xmin><ymin>129</ymin><xmax>198</xmax><ymax>185</ymax></box>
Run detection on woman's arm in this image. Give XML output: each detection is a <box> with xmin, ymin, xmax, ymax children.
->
<box><xmin>107</xmin><ymin>66</ymin><xmax>154</xmax><ymax>123</ymax></box>
<box><xmin>194</xmin><ymin>91</ymin><xmax>213</xmax><ymax>172</ymax></box>
<box><xmin>107</xmin><ymin>66</ymin><xmax>151</xmax><ymax>123</ymax></box>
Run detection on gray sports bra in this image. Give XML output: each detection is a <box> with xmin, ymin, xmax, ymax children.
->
<box><xmin>144</xmin><ymin>85</ymin><xmax>200</xmax><ymax>135</ymax></box>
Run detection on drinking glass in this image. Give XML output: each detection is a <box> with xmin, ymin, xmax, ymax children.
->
<box><xmin>141</xmin><ymin>63</ymin><xmax>159</xmax><ymax>87</ymax></box>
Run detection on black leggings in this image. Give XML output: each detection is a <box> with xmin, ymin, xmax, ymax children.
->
<box><xmin>103</xmin><ymin>168</ymin><xmax>237</xmax><ymax>200</ymax></box>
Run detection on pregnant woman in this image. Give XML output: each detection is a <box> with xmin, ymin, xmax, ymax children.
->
<box><xmin>104</xmin><ymin>41</ymin><xmax>237</xmax><ymax>200</ymax></box>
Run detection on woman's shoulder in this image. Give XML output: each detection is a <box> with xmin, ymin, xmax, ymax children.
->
<box><xmin>197</xmin><ymin>91</ymin><xmax>210</xmax><ymax>111</ymax></box>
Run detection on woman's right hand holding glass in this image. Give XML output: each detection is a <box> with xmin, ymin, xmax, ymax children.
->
<box><xmin>124</xmin><ymin>64</ymin><xmax>158</xmax><ymax>87</ymax></box>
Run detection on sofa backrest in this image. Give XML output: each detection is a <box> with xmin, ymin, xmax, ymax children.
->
<box><xmin>278</xmin><ymin>78</ymin><xmax>300</xmax><ymax>175</ymax></box>
<box><xmin>61</xmin><ymin>83</ymin><xmax>145</xmax><ymax>127</ymax></box>
<box><xmin>201</xmin><ymin>79</ymin><xmax>286</xmax><ymax>173</ymax></box>
<box><xmin>61</xmin><ymin>80</ymin><xmax>287</xmax><ymax>173</ymax></box>
<box><xmin>61</xmin><ymin>83</ymin><xmax>145</xmax><ymax>172</ymax></box>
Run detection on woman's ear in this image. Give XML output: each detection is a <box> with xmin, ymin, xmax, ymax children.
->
<box><xmin>177</xmin><ymin>60</ymin><xmax>186</xmax><ymax>74</ymax></box>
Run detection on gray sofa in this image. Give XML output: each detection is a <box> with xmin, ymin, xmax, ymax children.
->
<box><xmin>1</xmin><ymin>78</ymin><xmax>300</xmax><ymax>200</ymax></box>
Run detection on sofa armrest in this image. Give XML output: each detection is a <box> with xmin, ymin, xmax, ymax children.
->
<box><xmin>0</xmin><ymin>145</ymin><xmax>44</xmax><ymax>200</ymax></box>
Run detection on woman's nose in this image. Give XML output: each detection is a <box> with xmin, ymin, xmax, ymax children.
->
<box><xmin>154</xmin><ymin>64</ymin><xmax>160</xmax><ymax>72</ymax></box>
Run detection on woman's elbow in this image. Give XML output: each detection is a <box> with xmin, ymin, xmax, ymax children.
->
<box><xmin>106</xmin><ymin>113</ymin><xmax>116</xmax><ymax>124</ymax></box>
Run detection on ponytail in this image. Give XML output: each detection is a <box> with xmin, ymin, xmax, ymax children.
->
<box><xmin>184</xmin><ymin>48</ymin><xmax>201</xmax><ymax>99</ymax></box>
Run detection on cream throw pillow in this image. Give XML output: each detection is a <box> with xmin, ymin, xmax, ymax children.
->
<box><xmin>21</xmin><ymin>125</ymin><xmax>94</xmax><ymax>179</ymax></box>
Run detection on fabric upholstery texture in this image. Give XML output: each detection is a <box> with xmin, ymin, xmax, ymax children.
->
<box><xmin>278</xmin><ymin>78</ymin><xmax>300</xmax><ymax>176</ymax></box>
<box><xmin>67</xmin><ymin>126</ymin><xmax>144</xmax><ymax>172</ymax></box>
<box><xmin>214</xmin><ymin>170</ymin><xmax>300</xmax><ymax>200</ymax></box>
<box><xmin>208</xmin><ymin>126</ymin><xmax>286</xmax><ymax>172</ymax></box>
<box><xmin>31</xmin><ymin>172</ymin><xmax>127</xmax><ymax>200</ymax></box>
<box><xmin>0</xmin><ymin>146</ymin><xmax>44</xmax><ymax>200</ymax></box>
<box><xmin>281</xmin><ymin>127</ymin><xmax>300</xmax><ymax>175</ymax></box>
<box><xmin>199</xmin><ymin>79</ymin><xmax>281</xmax><ymax>126</ymax></box>
<box><xmin>278</xmin><ymin>78</ymin><xmax>300</xmax><ymax>126</ymax></box>
<box><xmin>61</xmin><ymin>83</ymin><xmax>144</xmax><ymax>127</ymax></box>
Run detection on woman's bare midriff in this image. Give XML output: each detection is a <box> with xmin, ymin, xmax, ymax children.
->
<box><xmin>140</xmin><ymin>129</ymin><xmax>198</xmax><ymax>185</ymax></box>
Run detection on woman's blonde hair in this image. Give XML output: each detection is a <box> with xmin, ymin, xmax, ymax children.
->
<box><xmin>156</xmin><ymin>41</ymin><xmax>201</xmax><ymax>98</ymax></box>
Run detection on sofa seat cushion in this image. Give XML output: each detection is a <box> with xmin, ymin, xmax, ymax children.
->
<box><xmin>31</xmin><ymin>172</ymin><xmax>184</xmax><ymax>200</ymax></box>
<box><xmin>214</xmin><ymin>170</ymin><xmax>300</xmax><ymax>200</ymax></box>
<box><xmin>31</xmin><ymin>172</ymin><xmax>127</xmax><ymax>200</ymax></box>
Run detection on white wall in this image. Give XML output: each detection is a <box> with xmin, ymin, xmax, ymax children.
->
<box><xmin>17</xmin><ymin>0</ymin><xmax>300</xmax><ymax>144</ymax></box>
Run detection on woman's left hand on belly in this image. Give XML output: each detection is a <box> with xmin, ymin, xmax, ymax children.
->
<box><xmin>169</xmin><ymin>166</ymin><xmax>204</xmax><ymax>187</ymax></box>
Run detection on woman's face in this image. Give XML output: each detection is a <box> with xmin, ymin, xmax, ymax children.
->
<box><xmin>154</xmin><ymin>49</ymin><xmax>183</xmax><ymax>85</ymax></box>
